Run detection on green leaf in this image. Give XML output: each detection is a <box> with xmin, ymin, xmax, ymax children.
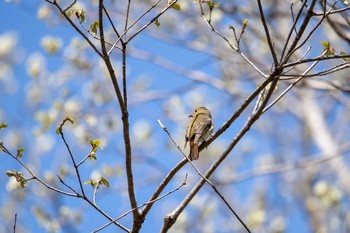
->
<box><xmin>6</xmin><ymin>170</ymin><xmax>27</xmax><ymax>188</ymax></box>
<box><xmin>89</xmin><ymin>138</ymin><xmax>103</xmax><ymax>150</ymax></box>
<box><xmin>56</xmin><ymin>127</ymin><xmax>61</xmax><ymax>134</ymax></box>
<box><xmin>340</xmin><ymin>51</ymin><xmax>349</xmax><ymax>61</ymax></box>
<box><xmin>20</xmin><ymin>179</ymin><xmax>28</xmax><ymax>188</ymax></box>
<box><xmin>0</xmin><ymin>122</ymin><xmax>7</xmax><ymax>129</ymax></box>
<box><xmin>6</xmin><ymin>170</ymin><xmax>15</xmax><ymax>177</ymax></box>
<box><xmin>90</xmin><ymin>20</ymin><xmax>99</xmax><ymax>35</ymax></box>
<box><xmin>171</xmin><ymin>3</ymin><xmax>181</xmax><ymax>10</ymax></box>
<box><xmin>206</xmin><ymin>1</ymin><xmax>220</xmax><ymax>9</ymax></box>
<box><xmin>155</xmin><ymin>19</ymin><xmax>161</xmax><ymax>27</ymax></box>
<box><xmin>243</xmin><ymin>19</ymin><xmax>248</xmax><ymax>28</ymax></box>
<box><xmin>342</xmin><ymin>0</ymin><xmax>348</xmax><ymax>4</ymax></box>
<box><xmin>100</xmin><ymin>177</ymin><xmax>110</xmax><ymax>188</ymax></box>
<box><xmin>16</xmin><ymin>148</ymin><xmax>24</xmax><ymax>158</ymax></box>
<box><xmin>84</xmin><ymin>179</ymin><xmax>94</xmax><ymax>185</ymax></box>
<box><xmin>88</xmin><ymin>152</ymin><xmax>97</xmax><ymax>160</ymax></box>
<box><xmin>67</xmin><ymin>116</ymin><xmax>75</xmax><ymax>125</ymax></box>
<box><xmin>79</xmin><ymin>9</ymin><xmax>86</xmax><ymax>22</ymax></box>
<box><xmin>321</xmin><ymin>41</ymin><xmax>330</xmax><ymax>48</ymax></box>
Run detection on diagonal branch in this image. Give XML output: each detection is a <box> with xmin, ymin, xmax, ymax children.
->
<box><xmin>160</xmin><ymin>71</ymin><xmax>280</xmax><ymax>232</ymax></box>
<box><xmin>256</xmin><ymin>0</ymin><xmax>278</xmax><ymax>65</ymax></box>
<box><xmin>157</xmin><ymin>119</ymin><xmax>251</xmax><ymax>232</ymax></box>
<box><xmin>93</xmin><ymin>174</ymin><xmax>188</xmax><ymax>233</ymax></box>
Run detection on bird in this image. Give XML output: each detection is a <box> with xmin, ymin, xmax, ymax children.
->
<box><xmin>185</xmin><ymin>106</ymin><xmax>214</xmax><ymax>161</ymax></box>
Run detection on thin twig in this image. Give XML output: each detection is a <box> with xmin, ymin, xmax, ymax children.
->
<box><xmin>13</xmin><ymin>213</ymin><xmax>17</xmax><ymax>233</ymax></box>
<box><xmin>48</xmin><ymin>1</ymin><xmax>103</xmax><ymax>58</ymax></box>
<box><xmin>256</xmin><ymin>0</ymin><xmax>278</xmax><ymax>65</ymax></box>
<box><xmin>57</xmin><ymin>175</ymin><xmax>79</xmax><ymax>194</ymax></box>
<box><xmin>157</xmin><ymin>119</ymin><xmax>252</xmax><ymax>233</ymax></box>
<box><xmin>92</xmin><ymin>174</ymin><xmax>188</xmax><ymax>233</ymax></box>
<box><xmin>281</xmin><ymin>62</ymin><xmax>350</xmax><ymax>78</ymax></box>
<box><xmin>0</xmin><ymin>142</ymin><xmax>77</xmax><ymax>197</ymax></box>
<box><xmin>58</xmin><ymin>118</ymin><xmax>86</xmax><ymax>197</ymax></box>
<box><xmin>93</xmin><ymin>183</ymin><xmax>99</xmax><ymax>206</ymax></box>
<box><xmin>198</xmin><ymin>1</ymin><xmax>267</xmax><ymax>78</ymax></box>
<box><xmin>107</xmin><ymin>0</ymin><xmax>164</xmax><ymax>55</ymax></box>
<box><xmin>126</xmin><ymin>0</ymin><xmax>178</xmax><ymax>43</ymax></box>
<box><xmin>280</xmin><ymin>1</ymin><xmax>307</xmax><ymax>63</ymax></box>
<box><xmin>263</xmin><ymin>50</ymin><xmax>327</xmax><ymax>113</ymax></box>
<box><xmin>219</xmin><ymin>142</ymin><xmax>350</xmax><ymax>185</ymax></box>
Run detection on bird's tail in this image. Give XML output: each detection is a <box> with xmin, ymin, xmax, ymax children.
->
<box><xmin>189</xmin><ymin>143</ymin><xmax>199</xmax><ymax>161</ymax></box>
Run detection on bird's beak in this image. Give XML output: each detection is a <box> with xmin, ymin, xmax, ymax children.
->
<box><xmin>189</xmin><ymin>114</ymin><xmax>193</xmax><ymax>117</ymax></box>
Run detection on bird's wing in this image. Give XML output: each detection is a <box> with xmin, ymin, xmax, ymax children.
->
<box><xmin>193</xmin><ymin>116</ymin><xmax>211</xmax><ymax>142</ymax></box>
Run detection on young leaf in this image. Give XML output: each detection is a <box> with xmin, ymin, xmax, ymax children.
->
<box><xmin>88</xmin><ymin>152</ymin><xmax>97</xmax><ymax>160</ymax></box>
<box><xmin>321</xmin><ymin>41</ymin><xmax>330</xmax><ymax>48</ymax></box>
<box><xmin>242</xmin><ymin>19</ymin><xmax>248</xmax><ymax>29</ymax></box>
<box><xmin>16</xmin><ymin>148</ymin><xmax>24</xmax><ymax>158</ymax></box>
<box><xmin>6</xmin><ymin>170</ymin><xmax>15</xmax><ymax>177</ymax></box>
<box><xmin>90</xmin><ymin>20</ymin><xmax>99</xmax><ymax>35</ymax></box>
<box><xmin>56</xmin><ymin>127</ymin><xmax>61</xmax><ymax>134</ymax></box>
<box><xmin>67</xmin><ymin>116</ymin><xmax>75</xmax><ymax>125</ymax></box>
<box><xmin>206</xmin><ymin>1</ymin><xmax>220</xmax><ymax>9</ymax></box>
<box><xmin>0</xmin><ymin>122</ymin><xmax>7</xmax><ymax>129</ymax></box>
<box><xmin>79</xmin><ymin>9</ymin><xmax>86</xmax><ymax>22</ymax></box>
<box><xmin>155</xmin><ymin>19</ymin><xmax>161</xmax><ymax>27</ymax></box>
<box><xmin>171</xmin><ymin>3</ymin><xmax>181</xmax><ymax>10</ymax></box>
<box><xmin>84</xmin><ymin>179</ymin><xmax>96</xmax><ymax>187</ymax></box>
<box><xmin>100</xmin><ymin>177</ymin><xmax>110</xmax><ymax>188</ymax></box>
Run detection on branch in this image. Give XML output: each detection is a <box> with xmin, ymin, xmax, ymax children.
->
<box><xmin>283</xmin><ymin>54</ymin><xmax>350</xmax><ymax>68</ymax></box>
<box><xmin>47</xmin><ymin>1</ymin><xmax>103</xmax><ymax>58</ymax></box>
<box><xmin>263</xmin><ymin>50</ymin><xmax>328</xmax><ymax>113</ymax></box>
<box><xmin>107</xmin><ymin>0</ymin><xmax>164</xmax><ymax>55</ymax></box>
<box><xmin>92</xmin><ymin>174</ymin><xmax>188</xmax><ymax>233</ymax></box>
<box><xmin>126</xmin><ymin>0</ymin><xmax>178</xmax><ymax>43</ymax></box>
<box><xmin>98</xmin><ymin>1</ymin><xmax>140</xmax><ymax>228</ymax></box>
<box><xmin>157</xmin><ymin>119</ymin><xmax>251</xmax><ymax>232</ymax></box>
<box><xmin>281</xmin><ymin>62</ymin><xmax>350</xmax><ymax>78</ymax></box>
<box><xmin>57</xmin><ymin>117</ymin><xmax>86</xmax><ymax>197</ymax></box>
<box><xmin>256</xmin><ymin>0</ymin><xmax>278</xmax><ymax>65</ymax></box>
<box><xmin>161</xmin><ymin>71</ymin><xmax>280</xmax><ymax>232</ymax></box>
<box><xmin>198</xmin><ymin>1</ymin><xmax>267</xmax><ymax>78</ymax></box>
<box><xmin>13</xmin><ymin>213</ymin><xmax>17</xmax><ymax>233</ymax></box>
<box><xmin>286</xmin><ymin>1</ymin><xmax>338</xmax><ymax>59</ymax></box>
<box><xmin>219</xmin><ymin>142</ymin><xmax>350</xmax><ymax>185</ymax></box>
<box><xmin>0</xmin><ymin>142</ymin><xmax>77</xmax><ymax>197</ymax></box>
<box><xmin>280</xmin><ymin>1</ymin><xmax>308</xmax><ymax>63</ymax></box>
<box><xmin>282</xmin><ymin>0</ymin><xmax>318</xmax><ymax>64</ymax></box>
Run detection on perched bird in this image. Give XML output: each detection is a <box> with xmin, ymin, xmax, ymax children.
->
<box><xmin>185</xmin><ymin>106</ymin><xmax>214</xmax><ymax>160</ymax></box>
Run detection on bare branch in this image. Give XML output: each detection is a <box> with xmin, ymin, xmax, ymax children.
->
<box><xmin>126</xmin><ymin>0</ymin><xmax>178</xmax><ymax>43</ymax></box>
<box><xmin>13</xmin><ymin>213</ymin><xmax>17</xmax><ymax>233</ymax></box>
<box><xmin>93</xmin><ymin>174</ymin><xmax>188</xmax><ymax>233</ymax></box>
<box><xmin>220</xmin><ymin>142</ymin><xmax>350</xmax><ymax>185</ymax></box>
<box><xmin>47</xmin><ymin>1</ymin><xmax>104</xmax><ymax>58</ymax></box>
<box><xmin>107</xmin><ymin>0</ymin><xmax>164</xmax><ymax>55</ymax></box>
<box><xmin>0</xmin><ymin>142</ymin><xmax>77</xmax><ymax>197</ymax></box>
<box><xmin>281</xmin><ymin>62</ymin><xmax>350</xmax><ymax>78</ymax></box>
<box><xmin>198</xmin><ymin>1</ymin><xmax>267</xmax><ymax>78</ymax></box>
<box><xmin>264</xmin><ymin>49</ymin><xmax>329</xmax><ymax>113</ymax></box>
<box><xmin>57</xmin><ymin>117</ymin><xmax>86</xmax><ymax>197</ymax></box>
<box><xmin>256</xmin><ymin>0</ymin><xmax>278</xmax><ymax>65</ymax></box>
<box><xmin>157</xmin><ymin>119</ymin><xmax>251</xmax><ymax>232</ymax></box>
<box><xmin>282</xmin><ymin>0</ymin><xmax>318</xmax><ymax>64</ymax></box>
